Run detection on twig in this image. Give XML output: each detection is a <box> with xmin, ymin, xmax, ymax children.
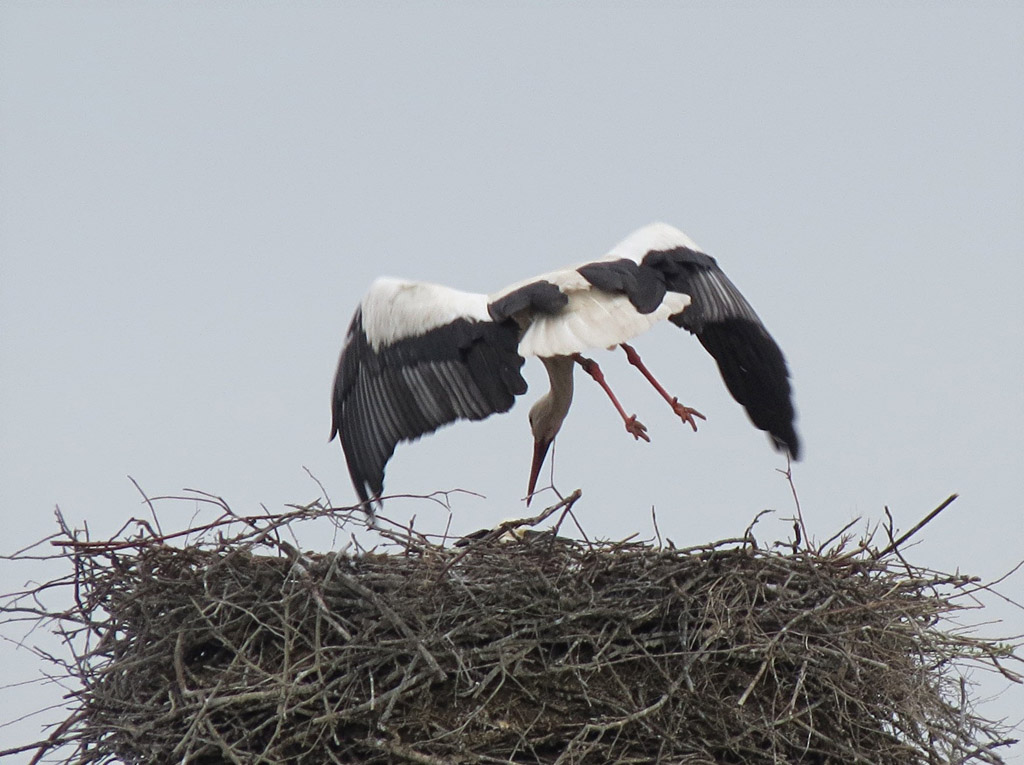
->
<box><xmin>129</xmin><ymin>475</ymin><xmax>163</xmax><ymax>538</ymax></box>
<box><xmin>877</xmin><ymin>494</ymin><xmax>959</xmax><ymax>558</ymax></box>
<box><xmin>777</xmin><ymin>457</ymin><xmax>807</xmax><ymax>547</ymax></box>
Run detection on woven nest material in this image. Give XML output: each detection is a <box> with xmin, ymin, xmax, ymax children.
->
<box><xmin>5</xmin><ymin>491</ymin><xmax>1021</xmax><ymax>763</ymax></box>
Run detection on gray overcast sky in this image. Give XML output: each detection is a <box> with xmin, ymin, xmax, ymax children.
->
<box><xmin>2</xmin><ymin>2</ymin><xmax>1023</xmax><ymax>757</ymax></box>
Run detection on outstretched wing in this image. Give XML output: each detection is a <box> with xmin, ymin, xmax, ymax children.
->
<box><xmin>643</xmin><ymin>245</ymin><xmax>801</xmax><ymax>460</ymax></box>
<box><xmin>331</xmin><ymin>279</ymin><xmax>528</xmax><ymax>506</ymax></box>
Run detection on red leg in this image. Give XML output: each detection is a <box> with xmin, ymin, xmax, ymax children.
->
<box><xmin>620</xmin><ymin>343</ymin><xmax>706</xmax><ymax>432</ymax></box>
<box><xmin>572</xmin><ymin>353</ymin><xmax>650</xmax><ymax>442</ymax></box>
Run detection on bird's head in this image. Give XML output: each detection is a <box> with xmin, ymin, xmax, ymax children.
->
<box><xmin>526</xmin><ymin>395</ymin><xmax>564</xmax><ymax>507</ymax></box>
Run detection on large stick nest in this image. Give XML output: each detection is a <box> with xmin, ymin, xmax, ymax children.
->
<box><xmin>5</xmin><ymin>490</ymin><xmax>1021</xmax><ymax>763</ymax></box>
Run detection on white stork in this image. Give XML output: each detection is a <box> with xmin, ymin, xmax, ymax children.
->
<box><xmin>331</xmin><ymin>223</ymin><xmax>799</xmax><ymax>510</ymax></box>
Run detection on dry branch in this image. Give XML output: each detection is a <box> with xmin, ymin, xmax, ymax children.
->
<box><xmin>2</xmin><ymin>492</ymin><xmax>1021</xmax><ymax>764</ymax></box>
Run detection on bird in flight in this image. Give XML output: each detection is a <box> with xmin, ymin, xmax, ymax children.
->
<box><xmin>331</xmin><ymin>223</ymin><xmax>799</xmax><ymax>512</ymax></box>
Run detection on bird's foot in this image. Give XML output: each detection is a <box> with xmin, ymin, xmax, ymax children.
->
<box><xmin>625</xmin><ymin>415</ymin><xmax>650</xmax><ymax>442</ymax></box>
<box><xmin>670</xmin><ymin>398</ymin><xmax>706</xmax><ymax>432</ymax></box>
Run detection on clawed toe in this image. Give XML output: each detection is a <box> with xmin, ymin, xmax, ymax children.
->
<box><xmin>671</xmin><ymin>398</ymin><xmax>706</xmax><ymax>432</ymax></box>
<box><xmin>625</xmin><ymin>415</ymin><xmax>650</xmax><ymax>442</ymax></box>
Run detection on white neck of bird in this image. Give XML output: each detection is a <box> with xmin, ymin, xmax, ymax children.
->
<box><xmin>533</xmin><ymin>355</ymin><xmax>575</xmax><ymax>441</ymax></box>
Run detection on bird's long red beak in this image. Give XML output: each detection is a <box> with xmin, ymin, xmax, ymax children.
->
<box><xmin>526</xmin><ymin>436</ymin><xmax>553</xmax><ymax>507</ymax></box>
